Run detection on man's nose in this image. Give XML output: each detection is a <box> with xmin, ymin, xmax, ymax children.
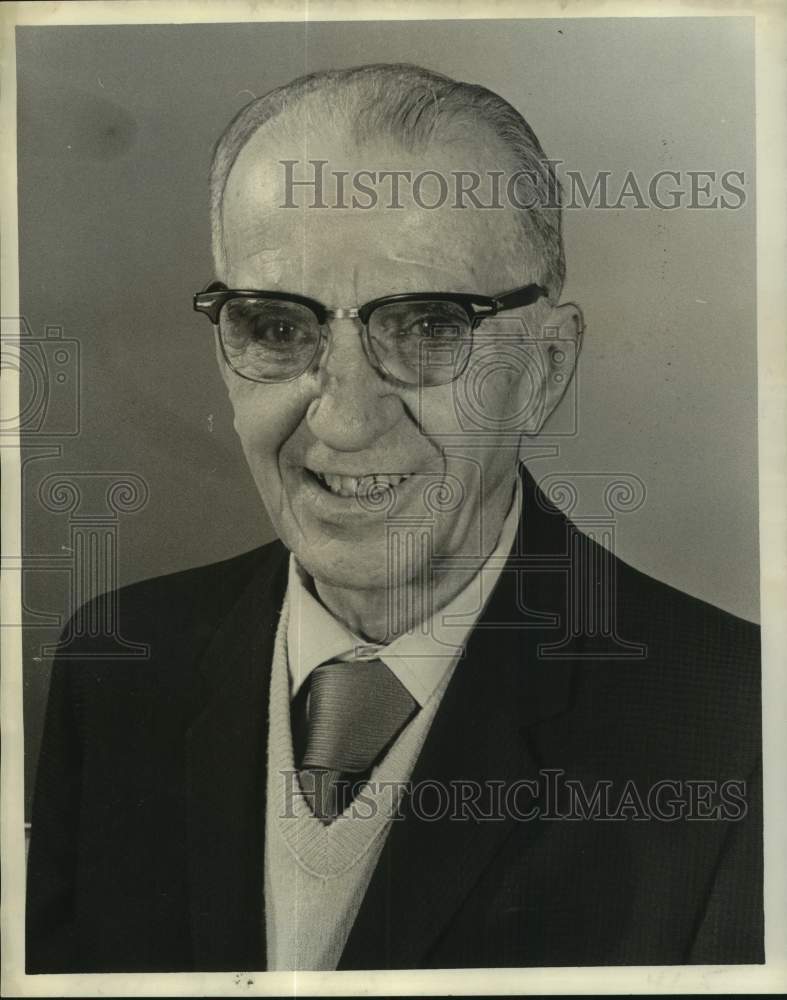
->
<box><xmin>305</xmin><ymin>318</ymin><xmax>403</xmax><ymax>451</ymax></box>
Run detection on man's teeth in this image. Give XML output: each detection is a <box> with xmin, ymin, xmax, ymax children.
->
<box><xmin>314</xmin><ymin>472</ymin><xmax>411</xmax><ymax>497</ymax></box>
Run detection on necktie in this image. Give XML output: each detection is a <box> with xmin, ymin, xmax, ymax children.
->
<box><xmin>295</xmin><ymin>658</ymin><xmax>418</xmax><ymax>823</ymax></box>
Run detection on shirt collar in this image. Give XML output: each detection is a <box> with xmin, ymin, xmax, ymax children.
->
<box><xmin>286</xmin><ymin>473</ymin><xmax>523</xmax><ymax>707</ymax></box>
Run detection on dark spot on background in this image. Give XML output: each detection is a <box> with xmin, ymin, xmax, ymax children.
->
<box><xmin>18</xmin><ymin>77</ymin><xmax>138</xmax><ymax>161</ymax></box>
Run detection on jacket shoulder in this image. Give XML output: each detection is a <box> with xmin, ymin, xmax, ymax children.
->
<box><xmin>116</xmin><ymin>540</ymin><xmax>282</xmax><ymax>615</ymax></box>
<box><xmin>612</xmin><ymin>549</ymin><xmax>760</xmax><ymax>664</ymax></box>
<box><xmin>55</xmin><ymin>539</ymin><xmax>288</xmax><ymax>664</ymax></box>
<box><xmin>580</xmin><ymin>545</ymin><xmax>762</xmax><ymax>777</ymax></box>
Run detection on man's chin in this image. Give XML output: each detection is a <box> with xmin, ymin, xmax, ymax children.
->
<box><xmin>293</xmin><ymin>539</ymin><xmax>419</xmax><ymax>594</ymax></box>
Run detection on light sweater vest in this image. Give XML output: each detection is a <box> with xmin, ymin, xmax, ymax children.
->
<box><xmin>264</xmin><ymin>593</ymin><xmax>455</xmax><ymax>970</ymax></box>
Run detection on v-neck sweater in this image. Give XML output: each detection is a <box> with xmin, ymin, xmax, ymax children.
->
<box><xmin>263</xmin><ymin>593</ymin><xmax>455</xmax><ymax>970</ymax></box>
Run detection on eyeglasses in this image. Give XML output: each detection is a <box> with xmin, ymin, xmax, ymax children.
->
<box><xmin>193</xmin><ymin>280</ymin><xmax>547</xmax><ymax>387</ymax></box>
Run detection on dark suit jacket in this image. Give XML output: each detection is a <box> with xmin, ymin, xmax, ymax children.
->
<box><xmin>26</xmin><ymin>467</ymin><xmax>763</xmax><ymax>972</ymax></box>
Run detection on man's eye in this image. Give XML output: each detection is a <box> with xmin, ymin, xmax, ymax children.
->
<box><xmin>251</xmin><ymin>317</ymin><xmax>308</xmax><ymax>345</ymax></box>
<box><xmin>223</xmin><ymin>301</ymin><xmax>316</xmax><ymax>349</ymax></box>
<box><xmin>395</xmin><ymin>312</ymin><xmax>464</xmax><ymax>339</ymax></box>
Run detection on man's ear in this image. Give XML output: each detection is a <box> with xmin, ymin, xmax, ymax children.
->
<box><xmin>524</xmin><ymin>301</ymin><xmax>584</xmax><ymax>437</ymax></box>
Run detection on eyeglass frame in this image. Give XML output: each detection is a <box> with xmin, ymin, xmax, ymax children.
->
<box><xmin>193</xmin><ymin>279</ymin><xmax>549</xmax><ymax>386</ymax></box>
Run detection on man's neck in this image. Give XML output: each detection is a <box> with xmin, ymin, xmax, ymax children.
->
<box><xmin>312</xmin><ymin>566</ymin><xmax>472</xmax><ymax>645</ymax></box>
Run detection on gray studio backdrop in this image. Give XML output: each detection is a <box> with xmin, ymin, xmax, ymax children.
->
<box><xmin>18</xmin><ymin>18</ymin><xmax>758</xmax><ymax>813</ymax></box>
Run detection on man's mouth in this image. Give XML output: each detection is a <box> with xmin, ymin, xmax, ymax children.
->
<box><xmin>306</xmin><ymin>468</ymin><xmax>413</xmax><ymax>498</ymax></box>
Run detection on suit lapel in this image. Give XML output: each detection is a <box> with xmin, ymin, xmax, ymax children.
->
<box><xmin>339</xmin><ymin>467</ymin><xmax>579</xmax><ymax>969</ymax></box>
<box><xmin>184</xmin><ymin>542</ymin><xmax>288</xmax><ymax>971</ymax></box>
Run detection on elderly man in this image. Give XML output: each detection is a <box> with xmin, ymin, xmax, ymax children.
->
<box><xmin>27</xmin><ymin>63</ymin><xmax>762</xmax><ymax>973</ymax></box>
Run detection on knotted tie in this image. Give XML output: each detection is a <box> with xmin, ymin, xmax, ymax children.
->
<box><xmin>294</xmin><ymin>658</ymin><xmax>418</xmax><ymax>823</ymax></box>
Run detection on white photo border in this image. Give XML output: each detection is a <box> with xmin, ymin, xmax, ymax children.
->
<box><xmin>1</xmin><ymin>1</ymin><xmax>785</xmax><ymax>995</ymax></box>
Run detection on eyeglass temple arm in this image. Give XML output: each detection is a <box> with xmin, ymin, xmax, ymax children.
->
<box><xmin>194</xmin><ymin>282</ymin><xmax>230</xmax><ymax>324</ymax></box>
<box><xmin>493</xmin><ymin>284</ymin><xmax>549</xmax><ymax>313</ymax></box>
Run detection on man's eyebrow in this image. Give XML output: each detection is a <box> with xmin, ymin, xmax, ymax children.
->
<box><xmin>384</xmin><ymin>253</ymin><xmax>455</xmax><ymax>271</ymax></box>
<box><xmin>381</xmin><ymin>253</ymin><xmax>485</xmax><ymax>283</ymax></box>
<box><xmin>233</xmin><ymin>248</ymin><xmax>286</xmax><ymax>282</ymax></box>
<box><xmin>245</xmin><ymin>248</ymin><xmax>284</xmax><ymax>264</ymax></box>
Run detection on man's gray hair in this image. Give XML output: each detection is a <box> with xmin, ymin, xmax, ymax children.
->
<box><xmin>210</xmin><ymin>63</ymin><xmax>565</xmax><ymax>299</ymax></box>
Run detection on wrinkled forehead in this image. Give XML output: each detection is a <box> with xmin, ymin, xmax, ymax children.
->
<box><xmin>219</xmin><ymin>118</ymin><xmax>527</xmax><ymax>297</ymax></box>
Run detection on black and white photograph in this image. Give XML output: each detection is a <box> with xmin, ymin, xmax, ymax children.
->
<box><xmin>1</xmin><ymin>2</ymin><xmax>785</xmax><ymax>995</ymax></box>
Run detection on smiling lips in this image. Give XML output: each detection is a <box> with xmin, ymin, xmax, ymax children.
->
<box><xmin>308</xmin><ymin>469</ymin><xmax>413</xmax><ymax>498</ymax></box>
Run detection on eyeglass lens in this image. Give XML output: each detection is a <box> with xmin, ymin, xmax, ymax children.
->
<box><xmin>218</xmin><ymin>297</ymin><xmax>474</xmax><ymax>385</ymax></box>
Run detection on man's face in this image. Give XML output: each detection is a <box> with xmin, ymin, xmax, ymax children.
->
<box><xmin>219</xmin><ymin>124</ymin><xmax>566</xmax><ymax>593</ymax></box>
